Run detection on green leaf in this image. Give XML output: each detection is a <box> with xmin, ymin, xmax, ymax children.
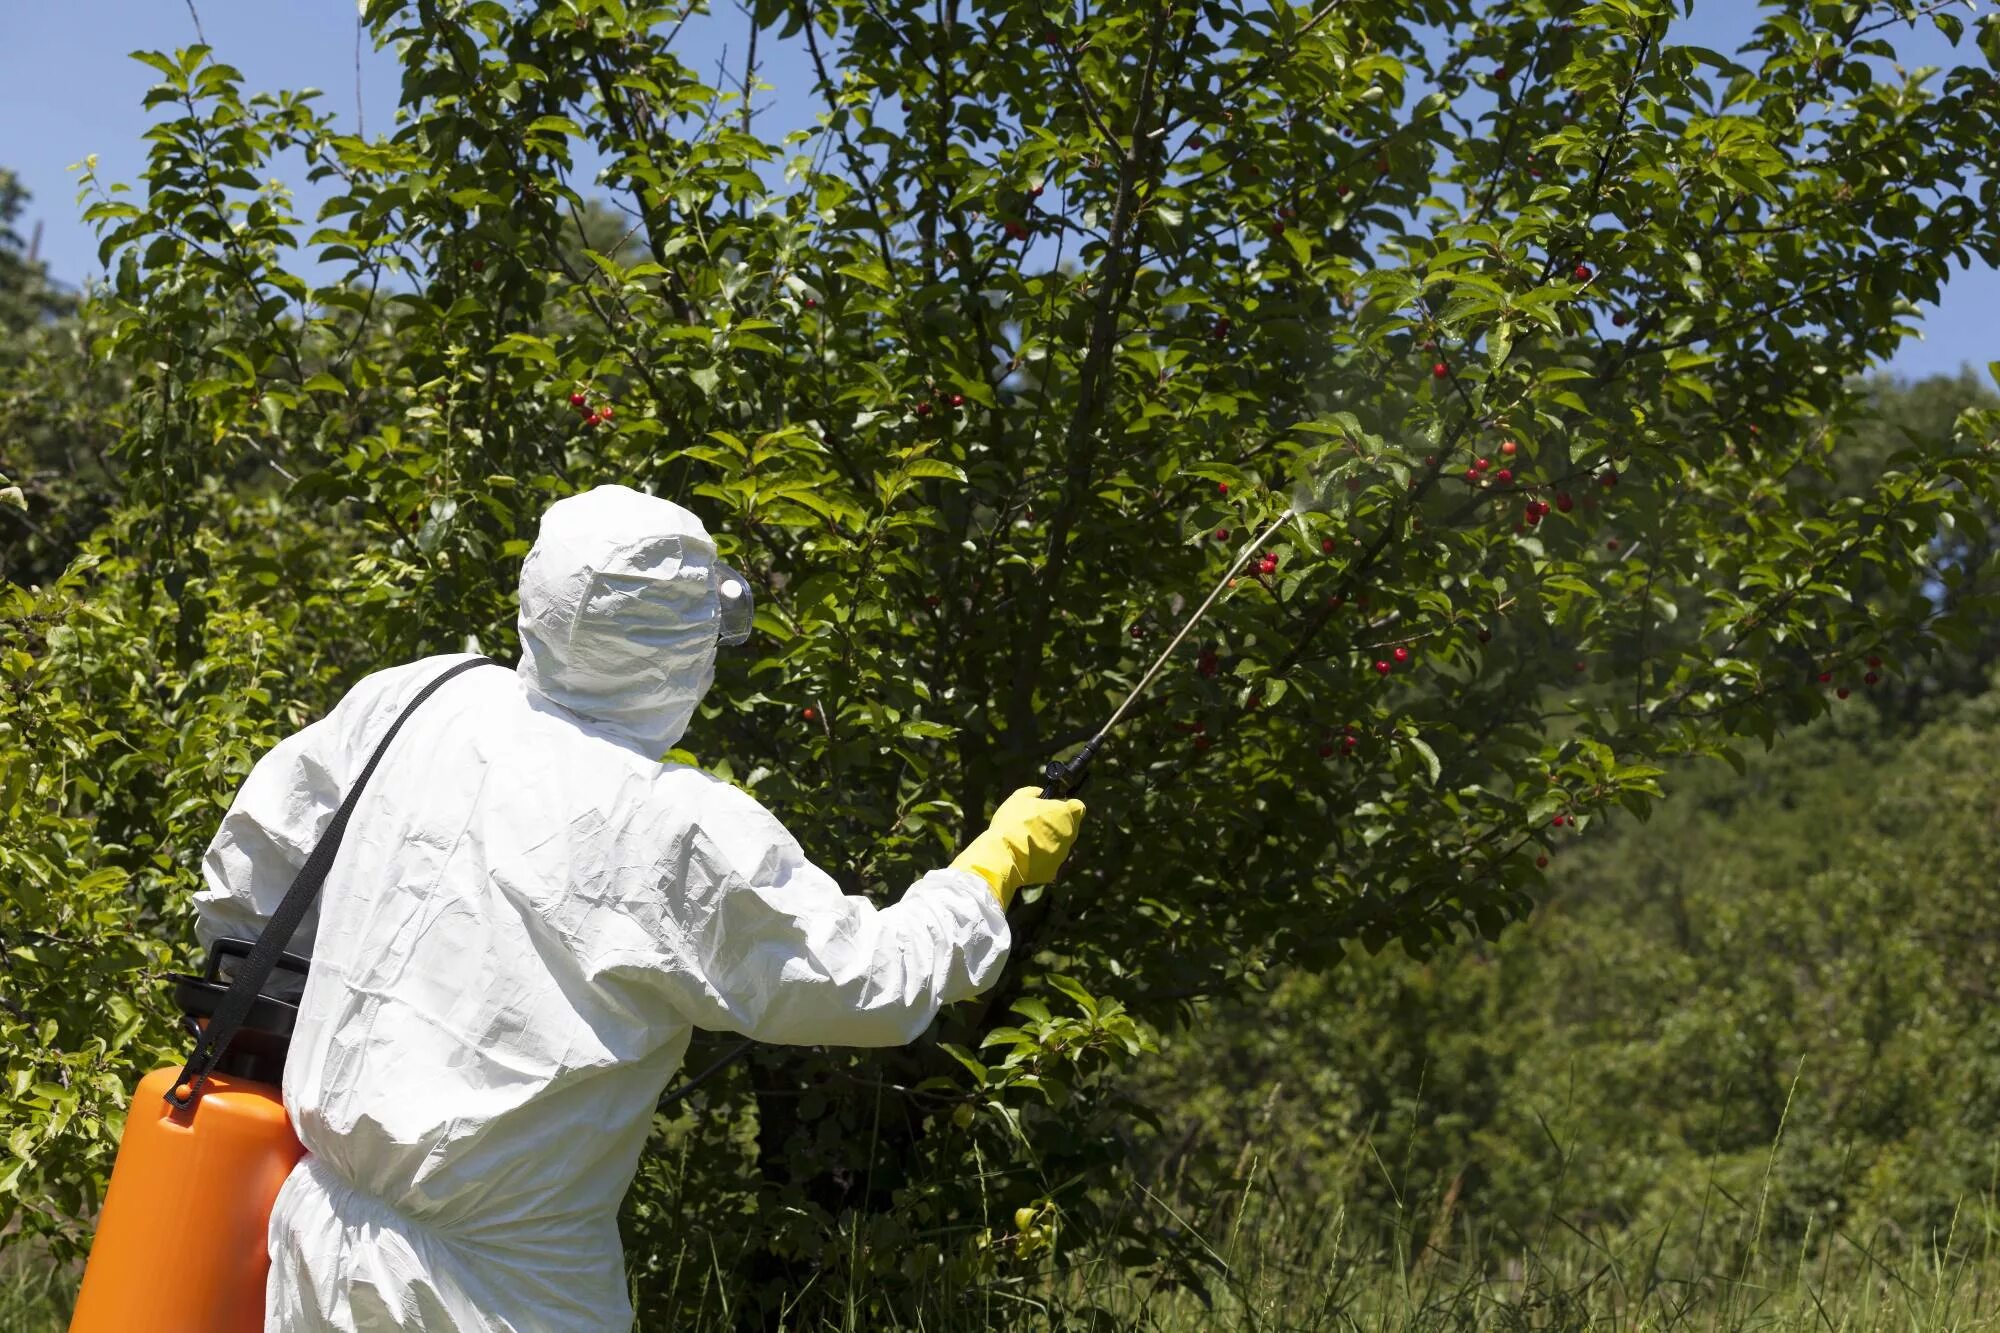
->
<box><xmin>901</xmin><ymin>459</ymin><xmax>967</xmax><ymax>484</ymax></box>
<box><xmin>1406</xmin><ymin>734</ymin><xmax>1441</xmax><ymax>786</ymax></box>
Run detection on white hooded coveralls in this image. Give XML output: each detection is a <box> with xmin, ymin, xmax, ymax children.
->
<box><xmin>194</xmin><ymin>485</ymin><xmax>1011</xmax><ymax>1331</ymax></box>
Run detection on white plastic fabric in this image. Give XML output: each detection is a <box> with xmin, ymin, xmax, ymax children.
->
<box><xmin>193</xmin><ymin>484</ymin><xmax>1010</xmax><ymax>1332</ymax></box>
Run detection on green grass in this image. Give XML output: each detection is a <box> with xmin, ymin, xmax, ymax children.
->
<box><xmin>1049</xmin><ymin>1183</ymin><xmax>2000</xmax><ymax>1330</ymax></box>
<box><xmin>14</xmin><ymin>1189</ymin><xmax>2000</xmax><ymax>1331</ymax></box>
<box><xmin>0</xmin><ymin>1243</ymin><xmax>73</xmax><ymax>1333</ymax></box>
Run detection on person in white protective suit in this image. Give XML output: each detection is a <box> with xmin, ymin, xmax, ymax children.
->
<box><xmin>193</xmin><ymin>483</ymin><xmax>1086</xmax><ymax>1332</ymax></box>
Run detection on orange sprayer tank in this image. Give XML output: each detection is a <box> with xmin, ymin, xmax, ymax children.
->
<box><xmin>70</xmin><ymin>940</ymin><xmax>310</xmax><ymax>1333</ymax></box>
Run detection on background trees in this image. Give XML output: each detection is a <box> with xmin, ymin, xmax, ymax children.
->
<box><xmin>3</xmin><ymin>1</ymin><xmax>1999</xmax><ymax>1324</ymax></box>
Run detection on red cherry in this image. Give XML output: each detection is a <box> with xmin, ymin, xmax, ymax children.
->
<box><xmin>1574</xmin><ymin>263</ymin><xmax>1592</xmax><ymax>281</ymax></box>
<box><xmin>1573</xmin><ymin>661</ymin><xmax>1587</xmax><ymax>673</ymax></box>
<box><xmin>1866</xmin><ymin>655</ymin><xmax>1882</xmax><ymax>668</ymax></box>
<box><xmin>1836</xmin><ymin>687</ymin><xmax>1851</xmax><ymax>699</ymax></box>
<box><xmin>1215</xmin><ymin>528</ymin><xmax>1230</xmax><ymax>542</ymax></box>
<box><xmin>569</xmin><ymin>392</ymin><xmax>587</xmax><ymax>408</ymax></box>
<box><xmin>1374</xmin><ymin>660</ymin><xmax>1392</xmax><ymax>676</ymax></box>
<box><xmin>1555</xmin><ymin>492</ymin><xmax>1574</xmax><ymax>513</ymax></box>
<box><xmin>1464</xmin><ymin>468</ymin><xmax>1480</xmax><ymax>483</ymax></box>
<box><xmin>1817</xmin><ymin>672</ymin><xmax>1832</xmax><ymax>684</ymax></box>
<box><xmin>599</xmin><ymin>405</ymin><xmax>613</xmax><ymax>420</ymax></box>
<box><xmin>1247</xmin><ymin>694</ymin><xmax>1261</xmax><ymax>709</ymax></box>
<box><xmin>1393</xmin><ymin>646</ymin><xmax>1410</xmax><ymax>664</ymax></box>
<box><xmin>802</xmin><ymin>707</ymin><xmax>817</xmax><ymax>721</ymax></box>
<box><xmin>1601</xmin><ymin>469</ymin><xmax>1619</xmax><ymax>488</ymax></box>
<box><xmin>471</xmin><ymin>259</ymin><xmax>485</xmax><ymax>272</ymax></box>
<box><xmin>1343</xmin><ymin>734</ymin><xmax>1357</xmax><ymax>751</ymax></box>
<box><xmin>1269</xmin><ymin>221</ymin><xmax>1287</xmax><ymax>238</ymax></box>
<box><xmin>1211</xmin><ymin>318</ymin><xmax>1232</xmax><ymax>339</ymax></box>
<box><xmin>1606</xmin><ymin>537</ymin><xmax>1621</xmax><ymax>551</ymax></box>
<box><xmin>916</xmin><ymin>401</ymin><xmax>933</xmax><ymax>416</ymax></box>
<box><xmin>1432</xmin><ymin>362</ymin><xmax>1448</xmax><ymax>379</ymax></box>
<box><xmin>1328</xmin><ymin>594</ymin><xmax>1345</xmax><ymax>610</ymax></box>
<box><xmin>1525</xmin><ymin>505</ymin><xmax>1543</xmax><ymax>526</ymax></box>
<box><xmin>1537</xmin><ymin>855</ymin><xmax>1549</xmax><ymax>868</ymax></box>
<box><xmin>949</xmin><ymin>393</ymin><xmax>965</xmax><ymax>408</ymax></box>
<box><xmin>1424</xmin><ymin>455</ymin><xmax>1437</xmax><ymax>467</ymax></box>
<box><xmin>1551</xmin><ymin>814</ymin><xmax>1565</xmax><ymax>827</ymax></box>
<box><xmin>1318</xmin><ymin>743</ymin><xmax>1335</xmax><ymax>758</ymax></box>
<box><xmin>1496</xmin><ymin>468</ymin><xmax>1513</xmax><ymax>483</ymax></box>
<box><xmin>1187</xmin><ymin>135</ymin><xmax>1206</xmax><ymax>149</ymax></box>
<box><xmin>1864</xmin><ymin>671</ymin><xmax>1880</xmax><ymax>686</ymax></box>
<box><xmin>1477</xmin><ymin>627</ymin><xmax>1492</xmax><ymax>643</ymax></box>
<box><xmin>1474</xmin><ymin>457</ymin><xmax>1491</xmax><ymax>472</ymax></box>
<box><xmin>804</xmin><ymin>297</ymin><xmax>818</xmax><ymax>309</ymax></box>
<box><xmin>1030</xmin><ymin>183</ymin><xmax>1044</xmax><ymax>198</ymax></box>
<box><xmin>1321</xmin><ymin>537</ymin><xmax>1335</xmax><ymax>554</ymax></box>
<box><xmin>1500</xmin><ymin>440</ymin><xmax>1518</xmax><ymax>456</ymax></box>
<box><xmin>1217</xmin><ymin>482</ymin><xmax>1230</xmax><ymax>496</ymax></box>
<box><xmin>1194</xmin><ymin>735</ymin><xmax>1212</xmax><ymax>751</ymax></box>
<box><xmin>1612</xmin><ymin>311</ymin><xmax>1630</xmax><ymax>327</ymax></box>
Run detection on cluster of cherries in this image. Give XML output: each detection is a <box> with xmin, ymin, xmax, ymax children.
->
<box><xmin>568</xmin><ymin>391</ymin><xmax>613</xmax><ymax>428</ymax></box>
<box><xmin>914</xmin><ymin>393</ymin><xmax>967</xmax><ymax>418</ymax></box>
<box><xmin>1317</xmin><ymin>729</ymin><xmax>1360</xmax><ymax>759</ymax></box>
<box><xmin>1819</xmin><ymin>655</ymin><xmax>1887</xmax><ymax>700</ymax></box>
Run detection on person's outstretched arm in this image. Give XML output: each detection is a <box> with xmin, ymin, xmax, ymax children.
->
<box><xmin>637</xmin><ymin>780</ymin><xmax>1083</xmax><ymax>1047</ymax></box>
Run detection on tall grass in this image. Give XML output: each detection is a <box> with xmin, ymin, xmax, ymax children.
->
<box><xmin>1</xmin><ymin>1242</ymin><xmax>73</xmax><ymax>1333</ymax></box>
<box><xmin>1055</xmin><ymin>1167</ymin><xmax>2000</xmax><ymax>1330</ymax></box>
<box><xmin>14</xmin><ymin>1166</ymin><xmax>2000</xmax><ymax>1331</ymax></box>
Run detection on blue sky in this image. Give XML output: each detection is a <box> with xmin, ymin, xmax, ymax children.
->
<box><xmin>3</xmin><ymin>1</ymin><xmax>1992</xmax><ymax>381</ymax></box>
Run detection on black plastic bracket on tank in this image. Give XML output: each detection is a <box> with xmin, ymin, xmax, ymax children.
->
<box><xmin>165</xmin><ymin>938</ymin><xmax>312</xmax><ymax>1087</ymax></box>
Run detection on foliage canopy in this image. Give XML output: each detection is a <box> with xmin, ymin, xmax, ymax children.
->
<box><xmin>4</xmin><ymin>0</ymin><xmax>1999</xmax><ymax>1321</ymax></box>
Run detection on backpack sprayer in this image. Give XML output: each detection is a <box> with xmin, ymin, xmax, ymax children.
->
<box><xmin>69</xmin><ymin>659</ymin><xmax>505</xmax><ymax>1333</ymax></box>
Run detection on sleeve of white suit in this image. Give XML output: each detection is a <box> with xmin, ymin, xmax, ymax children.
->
<box><xmin>647</xmin><ymin>790</ymin><xmax>1012</xmax><ymax>1047</ymax></box>
<box><xmin>192</xmin><ymin>657</ymin><xmax>462</xmax><ymax>960</ymax></box>
<box><xmin>192</xmin><ymin>712</ymin><xmax>345</xmax><ymax>959</ymax></box>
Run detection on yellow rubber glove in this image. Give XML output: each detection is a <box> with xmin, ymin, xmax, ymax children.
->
<box><xmin>952</xmin><ymin>786</ymin><xmax>1088</xmax><ymax>909</ymax></box>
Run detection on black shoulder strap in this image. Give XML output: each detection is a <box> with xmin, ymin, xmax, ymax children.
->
<box><xmin>167</xmin><ymin>656</ymin><xmax>503</xmax><ymax>1109</ymax></box>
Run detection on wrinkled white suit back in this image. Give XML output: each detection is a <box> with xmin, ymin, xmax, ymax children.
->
<box><xmin>195</xmin><ymin>486</ymin><xmax>1009</xmax><ymax>1331</ymax></box>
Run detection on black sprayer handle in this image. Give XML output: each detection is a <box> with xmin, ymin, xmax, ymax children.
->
<box><xmin>1040</xmin><ymin>737</ymin><xmax>1101</xmax><ymax>799</ymax></box>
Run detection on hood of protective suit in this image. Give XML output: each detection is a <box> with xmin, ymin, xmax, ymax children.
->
<box><xmin>516</xmin><ymin>485</ymin><xmax>722</xmax><ymax>757</ymax></box>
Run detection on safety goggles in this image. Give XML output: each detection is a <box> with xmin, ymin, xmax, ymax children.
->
<box><xmin>713</xmin><ymin>562</ymin><xmax>754</xmax><ymax>646</ymax></box>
